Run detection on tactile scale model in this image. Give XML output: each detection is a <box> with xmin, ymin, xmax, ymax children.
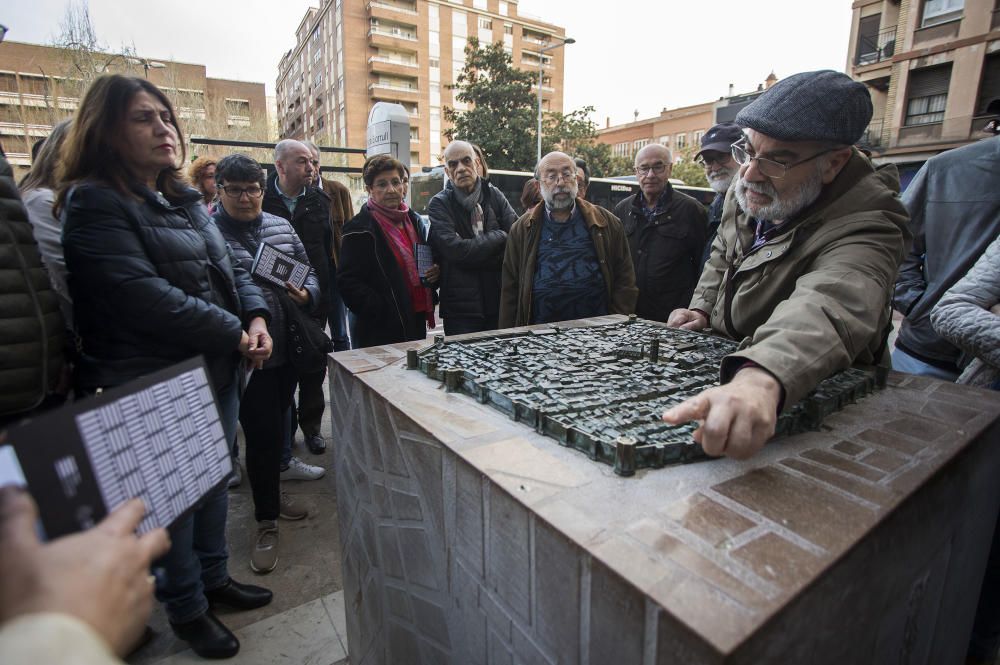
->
<box><xmin>406</xmin><ymin>317</ymin><xmax>882</xmax><ymax>476</ymax></box>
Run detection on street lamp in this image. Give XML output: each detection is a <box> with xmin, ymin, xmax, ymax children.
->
<box><xmin>128</xmin><ymin>56</ymin><xmax>167</xmax><ymax>79</ymax></box>
<box><xmin>536</xmin><ymin>37</ymin><xmax>575</xmax><ymax>163</ymax></box>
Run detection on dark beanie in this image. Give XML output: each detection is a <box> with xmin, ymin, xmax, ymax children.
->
<box><xmin>736</xmin><ymin>70</ymin><xmax>873</xmax><ymax>145</ymax></box>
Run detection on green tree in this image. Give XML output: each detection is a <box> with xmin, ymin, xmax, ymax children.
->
<box><xmin>670</xmin><ymin>146</ymin><xmax>709</xmax><ymax>188</ymax></box>
<box><xmin>571</xmin><ymin>141</ymin><xmax>633</xmax><ymax>178</ymax></box>
<box><xmin>444</xmin><ymin>38</ymin><xmax>537</xmax><ymax>170</ymax></box>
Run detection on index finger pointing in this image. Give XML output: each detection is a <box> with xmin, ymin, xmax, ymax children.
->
<box><xmin>662</xmin><ymin>395</ymin><xmax>710</xmax><ymax>425</ymax></box>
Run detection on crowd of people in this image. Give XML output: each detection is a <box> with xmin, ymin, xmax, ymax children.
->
<box><xmin>0</xmin><ymin>58</ymin><xmax>998</xmax><ymax>665</ymax></box>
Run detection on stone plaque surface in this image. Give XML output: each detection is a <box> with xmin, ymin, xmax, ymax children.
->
<box><xmin>329</xmin><ymin>315</ymin><xmax>1000</xmax><ymax>665</ymax></box>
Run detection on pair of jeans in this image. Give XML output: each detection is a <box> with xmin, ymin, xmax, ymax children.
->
<box><xmin>890</xmin><ymin>347</ymin><xmax>960</xmax><ymax>382</ymax></box>
<box><xmin>240</xmin><ymin>364</ymin><xmax>297</xmax><ymax>522</ymax></box>
<box><xmin>329</xmin><ymin>262</ymin><xmax>351</xmax><ymax>352</ymax></box>
<box><xmin>154</xmin><ymin>379</ymin><xmax>239</xmax><ymax>623</ymax></box>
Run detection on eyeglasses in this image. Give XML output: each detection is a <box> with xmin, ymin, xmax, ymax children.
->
<box><xmin>220</xmin><ymin>185</ymin><xmax>264</xmax><ymax>199</ymax></box>
<box><xmin>540</xmin><ymin>170</ymin><xmax>576</xmax><ymax>185</ymax></box>
<box><xmin>372</xmin><ymin>178</ymin><xmax>404</xmax><ymax>190</ymax></box>
<box><xmin>695</xmin><ymin>153</ymin><xmax>733</xmax><ymax>168</ymax></box>
<box><xmin>731</xmin><ymin>140</ymin><xmax>837</xmax><ymax>179</ymax></box>
<box><xmin>635</xmin><ymin>162</ymin><xmax>667</xmax><ymax>177</ymax></box>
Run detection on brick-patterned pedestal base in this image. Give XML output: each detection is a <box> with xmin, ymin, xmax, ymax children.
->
<box><xmin>329</xmin><ymin>317</ymin><xmax>1000</xmax><ymax>665</ymax></box>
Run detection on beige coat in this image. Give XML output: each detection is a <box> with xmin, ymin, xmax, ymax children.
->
<box><xmin>499</xmin><ymin>198</ymin><xmax>638</xmax><ymax>328</ymax></box>
<box><xmin>690</xmin><ymin>149</ymin><xmax>911</xmax><ymax>406</ymax></box>
<box><xmin>319</xmin><ymin>176</ymin><xmax>354</xmax><ymax>267</ymax></box>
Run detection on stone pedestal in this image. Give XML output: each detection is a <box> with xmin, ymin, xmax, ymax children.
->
<box><xmin>329</xmin><ymin>317</ymin><xmax>1000</xmax><ymax>665</ymax></box>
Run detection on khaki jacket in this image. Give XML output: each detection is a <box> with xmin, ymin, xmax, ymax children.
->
<box><xmin>690</xmin><ymin>149</ymin><xmax>911</xmax><ymax>406</ymax></box>
<box><xmin>499</xmin><ymin>198</ymin><xmax>638</xmax><ymax>328</ymax></box>
<box><xmin>319</xmin><ymin>177</ymin><xmax>355</xmax><ymax>267</ymax></box>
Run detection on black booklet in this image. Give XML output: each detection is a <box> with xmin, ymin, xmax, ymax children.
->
<box><xmin>251</xmin><ymin>242</ymin><xmax>310</xmax><ymax>291</ymax></box>
<box><xmin>414</xmin><ymin>242</ymin><xmax>434</xmax><ymax>278</ymax></box>
<box><xmin>0</xmin><ymin>357</ymin><xmax>232</xmax><ymax>539</ymax></box>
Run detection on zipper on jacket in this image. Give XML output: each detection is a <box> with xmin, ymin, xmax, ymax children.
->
<box><xmin>345</xmin><ymin>228</ymin><xmax>408</xmax><ymax>335</ymax></box>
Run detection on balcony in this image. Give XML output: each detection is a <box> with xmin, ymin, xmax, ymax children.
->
<box><xmin>860</xmin><ymin>117</ymin><xmax>884</xmax><ymax>148</ymax></box>
<box><xmin>368</xmin><ymin>55</ymin><xmax>419</xmax><ymax>77</ymax></box>
<box><xmin>368</xmin><ymin>27</ymin><xmax>418</xmax><ymax>50</ymax></box>
<box><xmin>367</xmin><ymin>1</ymin><xmax>418</xmax><ymax>16</ymax></box>
<box><xmin>854</xmin><ymin>27</ymin><xmax>896</xmax><ymax>67</ymax></box>
<box><xmin>0</xmin><ymin>90</ymin><xmax>77</xmax><ymax>110</ymax></box>
<box><xmin>368</xmin><ymin>81</ymin><xmax>421</xmax><ymax>102</ymax></box>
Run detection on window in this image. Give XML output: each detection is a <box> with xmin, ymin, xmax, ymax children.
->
<box><xmin>921</xmin><ymin>0</ymin><xmax>963</xmax><ymax>27</ymax></box>
<box><xmin>499</xmin><ymin>1</ymin><xmax>508</xmax><ymax>15</ymax></box>
<box><xmin>976</xmin><ymin>53</ymin><xmax>1000</xmax><ymax>116</ymax></box>
<box><xmin>504</xmin><ymin>23</ymin><xmax>513</xmax><ymax>35</ymax></box>
<box><xmin>429</xmin><ymin>58</ymin><xmax>440</xmax><ymax>68</ymax></box>
<box><xmin>478</xmin><ymin>18</ymin><xmax>492</xmax><ymax>29</ymax></box>
<box><xmin>633</xmin><ymin>139</ymin><xmax>650</xmax><ymax>152</ymax></box>
<box><xmin>613</xmin><ymin>142</ymin><xmax>630</xmax><ymax>158</ymax></box>
<box><xmin>659</xmin><ymin>136</ymin><xmax>670</xmax><ymax>147</ymax></box>
<box><xmin>675</xmin><ymin>133</ymin><xmax>687</xmax><ymax>149</ymax></box>
<box><xmin>693</xmin><ymin>130</ymin><xmax>705</xmax><ymax>145</ymax></box>
<box><xmin>905</xmin><ymin>64</ymin><xmax>951</xmax><ymax>125</ymax></box>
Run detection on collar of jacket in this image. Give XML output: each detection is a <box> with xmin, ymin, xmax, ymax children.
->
<box><xmin>132</xmin><ymin>183</ymin><xmax>202</xmax><ymax>209</ymax></box>
<box><xmin>212</xmin><ymin>205</ymin><xmax>263</xmax><ymax>236</ymax></box>
<box><xmin>631</xmin><ymin>181</ymin><xmax>675</xmax><ymax>213</ymax></box>
<box><xmin>523</xmin><ymin>197</ymin><xmax>606</xmax><ymax>230</ymax></box>
<box><xmin>345</xmin><ymin>202</ymin><xmax>428</xmax><ymax>241</ymax></box>
<box><xmin>265</xmin><ymin>171</ymin><xmax>331</xmax><ymax>207</ymax></box>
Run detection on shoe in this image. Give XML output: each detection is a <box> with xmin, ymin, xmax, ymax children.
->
<box><xmin>250</xmin><ymin>520</ymin><xmax>279</xmax><ymax>574</ymax></box>
<box><xmin>305</xmin><ymin>433</ymin><xmax>327</xmax><ymax>455</ymax></box>
<box><xmin>204</xmin><ymin>577</ymin><xmax>273</xmax><ymax>611</ymax></box>
<box><xmin>227</xmin><ymin>459</ymin><xmax>242</xmax><ymax>489</ymax></box>
<box><xmin>279</xmin><ymin>491</ymin><xmax>308</xmax><ymax>520</ymax></box>
<box><xmin>170</xmin><ymin>610</ymin><xmax>239</xmax><ymax>659</ymax></box>
<box><xmin>280</xmin><ymin>456</ymin><xmax>325</xmax><ymax>481</ymax></box>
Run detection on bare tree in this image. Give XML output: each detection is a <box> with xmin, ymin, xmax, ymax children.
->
<box><xmin>52</xmin><ymin>0</ymin><xmax>138</xmax><ymax>95</ymax></box>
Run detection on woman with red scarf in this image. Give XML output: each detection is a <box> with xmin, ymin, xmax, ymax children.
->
<box><xmin>338</xmin><ymin>155</ymin><xmax>439</xmax><ymax>348</ymax></box>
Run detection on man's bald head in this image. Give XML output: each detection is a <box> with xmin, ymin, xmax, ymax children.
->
<box><xmin>443</xmin><ymin>140</ymin><xmax>479</xmax><ymax>193</ymax></box>
<box><xmin>274</xmin><ymin>139</ymin><xmax>315</xmax><ymax>193</ymax></box>
<box><xmin>635</xmin><ymin>143</ymin><xmax>672</xmax><ymax>168</ymax></box>
<box><xmin>634</xmin><ymin>143</ymin><xmax>673</xmax><ymax>203</ymax></box>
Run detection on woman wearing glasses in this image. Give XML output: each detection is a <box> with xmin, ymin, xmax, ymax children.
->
<box><xmin>212</xmin><ymin>154</ymin><xmax>320</xmax><ymax>575</ymax></box>
<box><xmin>57</xmin><ymin>75</ymin><xmax>273</xmax><ymax>658</ymax></box>
<box><xmin>338</xmin><ymin>154</ymin><xmax>439</xmax><ymax>348</ymax></box>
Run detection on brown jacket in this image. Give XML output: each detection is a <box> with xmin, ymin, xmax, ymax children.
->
<box><xmin>499</xmin><ymin>198</ymin><xmax>638</xmax><ymax>328</ymax></box>
<box><xmin>319</xmin><ymin>176</ymin><xmax>354</xmax><ymax>267</ymax></box>
<box><xmin>691</xmin><ymin>149</ymin><xmax>911</xmax><ymax>406</ymax></box>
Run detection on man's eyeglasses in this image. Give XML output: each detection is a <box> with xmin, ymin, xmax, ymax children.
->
<box><xmin>372</xmin><ymin>178</ymin><xmax>404</xmax><ymax>190</ymax></box>
<box><xmin>220</xmin><ymin>185</ymin><xmax>264</xmax><ymax>199</ymax></box>
<box><xmin>540</xmin><ymin>170</ymin><xmax>575</xmax><ymax>185</ymax></box>
<box><xmin>635</xmin><ymin>162</ymin><xmax>667</xmax><ymax>177</ymax></box>
<box><xmin>731</xmin><ymin>140</ymin><xmax>837</xmax><ymax>179</ymax></box>
<box><xmin>695</xmin><ymin>153</ymin><xmax>733</xmax><ymax>168</ymax></box>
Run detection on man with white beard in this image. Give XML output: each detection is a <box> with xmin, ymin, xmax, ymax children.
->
<box><xmin>695</xmin><ymin>122</ymin><xmax>744</xmax><ymax>267</ymax></box>
<box><xmin>499</xmin><ymin>151</ymin><xmax>637</xmax><ymax>328</ymax></box>
<box><xmin>664</xmin><ymin>70</ymin><xmax>911</xmax><ymax>460</ymax></box>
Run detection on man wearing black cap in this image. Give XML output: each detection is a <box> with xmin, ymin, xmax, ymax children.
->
<box><xmin>663</xmin><ymin>69</ymin><xmax>911</xmax><ymax>460</ymax></box>
<box><xmin>695</xmin><ymin>122</ymin><xmax>744</xmax><ymax>268</ymax></box>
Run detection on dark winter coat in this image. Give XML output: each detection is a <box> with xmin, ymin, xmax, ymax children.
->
<box><xmin>428</xmin><ymin>179</ymin><xmax>517</xmax><ymax>327</ymax></box>
<box><xmin>0</xmin><ymin>151</ymin><xmax>65</xmax><ymax>420</ymax></box>
<box><xmin>338</xmin><ymin>204</ymin><xmax>431</xmax><ymax>348</ymax></box>
<box><xmin>214</xmin><ymin>208</ymin><xmax>321</xmax><ymax>370</ymax></box>
<box><xmin>614</xmin><ymin>184</ymin><xmax>708</xmax><ymax>322</ymax></box>
<box><xmin>262</xmin><ymin>172</ymin><xmax>332</xmax><ymax>320</ymax></box>
<box><xmin>62</xmin><ymin>182</ymin><xmax>269</xmax><ymax>391</ymax></box>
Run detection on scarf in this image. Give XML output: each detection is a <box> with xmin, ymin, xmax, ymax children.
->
<box><xmin>367</xmin><ymin>199</ymin><xmax>436</xmax><ymax>328</ymax></box>
<box><xmin>452</xmin><ymin>178</ymin><xmax>485</xmax><ymax>236</ymax></box>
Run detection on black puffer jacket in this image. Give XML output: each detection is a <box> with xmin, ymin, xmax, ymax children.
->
<box><xmin>214</xmin><ymin>208</ymin><xmax>321</xmax><ymax>370</ymax></box>
<box><xmin>262</xmin><ymin>172</ymin><xmax>332</xmax><ymax>320</ymax></box>
<box><xmin>62</xmin><ymin>183</ymin><xmax>269</xmax><ymax>391</ymax></box>
<box><xmin>428</xmin><ymin>179</ymin><xmax>516</xmax><ymax>326</ymax></box>
<box><xmin>613</xmin><ymin>185</ymin><xmax>708</xmax><ymax>322</ymax></box>
<box><xmin>0</xmin><ymin>152</ymin><xmax>65</xmax><ymax>420</ymax></box>
<box><xmin>338</xmin><ymin>204</ymin><xmax>431</xmax><ymax>348</ymax></box>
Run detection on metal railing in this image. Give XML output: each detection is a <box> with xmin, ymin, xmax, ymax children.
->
<box><xmin>854</xmin><ymin>27</ymin><xmax>897</xmax><ymax>66</ymax></box>
<box><xmin>368</xmin><ymin>27</ymin><xmax>418</xmax><ymax>41</ymax></box>
<box><xmin>189</xmin><ymin>137</ymin><xmax>365</xmax><ymax>174</ymax></box>
<box><xmin>367</xmin><ymin>0</ymin><xmax>418</xmax><ymax>15</ymax></box>
<box><xmin>861</xmin><ymin>117</ymin><xmax>884</xmax><ymax>148</ymax></box>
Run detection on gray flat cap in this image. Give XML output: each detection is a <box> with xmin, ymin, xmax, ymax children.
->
<box><xmin>736</xmin><ymin>70</ymin><xmax>873</xmax><ymax>145</ymax></box>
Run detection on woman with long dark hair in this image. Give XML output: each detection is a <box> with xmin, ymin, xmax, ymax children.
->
<box><xmin>56</xmin><ymin>75</ymin><xmax>273</xmax><ymax>659</ymax></box>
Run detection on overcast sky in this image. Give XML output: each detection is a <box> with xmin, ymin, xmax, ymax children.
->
<box><xmin>3</xmin><ymin>0</ymin><xmax>852</xmax><ymax>128</ymax></box>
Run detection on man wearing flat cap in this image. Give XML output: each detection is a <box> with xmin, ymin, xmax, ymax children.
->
<box><xmin>664</xmin><ymin>69</ymin><xmax>911</xmax><ymax>459</ymax></box>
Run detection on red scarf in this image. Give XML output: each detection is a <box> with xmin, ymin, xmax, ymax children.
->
<box><xmin>368</xmin><ymin>199</ymin><xmax>435</xmax><ymax>329</ymax></box>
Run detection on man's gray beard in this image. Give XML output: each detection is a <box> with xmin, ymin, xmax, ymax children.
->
<box><xmin>707</xmin><ymin>167</ymin><xmax>736</xmax><ymax>194</ymax></box>
<box><xmin>542</xmin><ymin>184</ymin><xmax>577</xmax><ymax>211</ymax></box>
<box><xmin>733</xmin><ymin>167</ymin><xmax>824</xmax><ymax>222</ymax></box>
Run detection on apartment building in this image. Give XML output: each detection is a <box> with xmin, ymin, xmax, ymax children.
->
<box><xmin>0</xmin><ymin>41</ymin><xmax>268</xmax><ymax>169</ymax></box>
<box><xmin>846</xmin><ymin>0</ymin><xmax>1000</xmax><ymax>177</ymax></box>
<box><xmin>596</xmin><ymin>74</ymin><xmax>777</xmax><ymax>163</ymax></box>
<box><xmin>275</xmin><ymin>0</ymin><xmax>568</xmax><ymax>169</ymax></box>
